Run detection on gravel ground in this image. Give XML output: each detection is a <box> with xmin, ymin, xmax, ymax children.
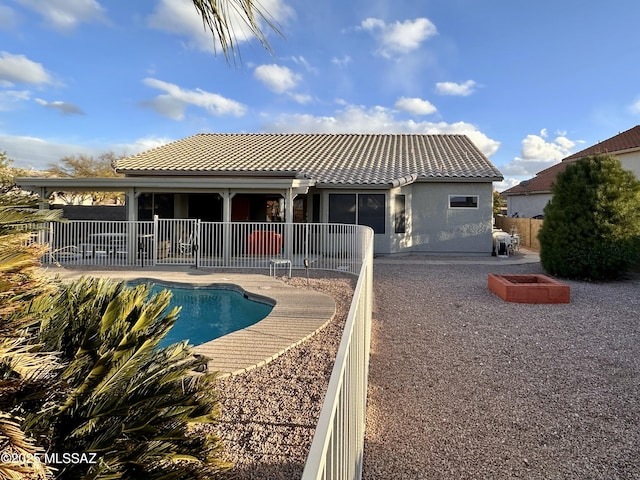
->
<box><xmin>364</xmin><ymin>259</ymin><xmax>640</xmax><ymax>480</ymax></box>
<box><xmin>212</xmin><ymin>273</ymin><xmax>356</xmax><ymax>480</ymax></box>
<box><xmin>204</xmin><ymin>257</ymin><xmax>639</xmax><ymax>479</ymax></box>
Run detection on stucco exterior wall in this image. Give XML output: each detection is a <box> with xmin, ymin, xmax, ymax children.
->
<box><xmin>397</xmin><ymin>182</ymin><xmax>494</xmax><ymax>255</ymax></box>
<box><xmin>618</xmin><ymin>151</ymin><xmax>640</xmax><ymax>178</ymax></box>
<box><xmin>507</xmin><ymin>193</ymin><xmax>551</xmax><ymax>218</ymax></box>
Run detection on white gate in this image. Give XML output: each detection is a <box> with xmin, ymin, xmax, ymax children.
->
<box><xmin>155</xmin><ymin>218</ymin><xmax>200</xmax><ymax>266</ymax></box>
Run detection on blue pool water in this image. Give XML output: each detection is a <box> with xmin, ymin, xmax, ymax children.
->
<box><xmin>136</xmin><ymin>282</ymin><xmax>273</xmax><ymax>348</ymax></box>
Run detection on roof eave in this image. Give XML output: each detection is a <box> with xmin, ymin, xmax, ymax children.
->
<box><xmin>117</xmin><ymin>169</ymin><xmax>300</xmax><ymax>178</ymax></box>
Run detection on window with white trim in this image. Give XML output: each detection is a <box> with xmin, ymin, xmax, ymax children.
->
<box><xmin>328</xmin><ymin>193</ymin><xmax>386</xmax><ymax>233</ymax></box>
<box><xmin>449</xmin><ymin>195</ymin><xmax>479</xmax><ymax>209</ymax></box>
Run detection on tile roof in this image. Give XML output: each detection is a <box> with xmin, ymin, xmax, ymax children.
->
<box><xmin>116</xmin><ymin>133</ymin><xmax>503</xmax><ymax>186</ymax></box>
<box><xmin>504</xmin><ymin>125</ymin><xmax>640</xmax><ymax>196</ymax></box>
<box><xmin>564</xmin><ymin>125</ymin><xmax>640</xmax><ymax>161</ymax></box>
<box><xmin>502</xmin><ymin>161</ymin><xmax>574</xmax><ymax>195</ymax></box>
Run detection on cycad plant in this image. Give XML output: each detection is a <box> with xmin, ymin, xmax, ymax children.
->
<box><xmin>0</xmin><ymin>204</ymin><xmax>62</xmax><ymax>480</ymax></box>
<box><xmin>26</xmin><ymin>277</ymin><xmax>230</xmax><ymax>479</ymax></box>
<box><xmin>1</xmin><ymin>194</ymin><xmax>230</xmax><ymax>479</ymax></box>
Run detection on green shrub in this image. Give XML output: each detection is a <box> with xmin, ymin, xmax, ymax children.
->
<box><xmin>25</xmin><ymin>277</ymin><xmax>230</xmax><ymax>479</ymax></box>
<box><xmin>538</xmin><ymin>155</ymin><xmax>640</xmax><ymax>280</ymax></box>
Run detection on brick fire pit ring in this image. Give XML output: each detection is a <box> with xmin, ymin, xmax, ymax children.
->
<box><xmin>488</xmin><ymin>274</ymin><xmax>570</xmax><ymax>304</ymax></box>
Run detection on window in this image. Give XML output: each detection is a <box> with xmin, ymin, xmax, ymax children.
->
<box><xmin>137</xmin><ymin>193</ymin><xmax>174</xmax><ymax>220</ymax></box>
<box><xmin>312</xmin><ymin>193</ymin><xmax>321</xmax><ymax>223</ymax></box>
<box><xmin>328</xmin><ymin>193</ymin><xmax>386</xmax><ymax>234</ymax></box>
<box><xmin>394</xmin><ymin>194</ymin><xmax>406</xmax><ymax>234</ymax></box>
<box><xmin>328</xmin><ymin>194</ymin><xmax>356</xmax><ymax>224</ymax></box>
<box><xmin>449</xmin><ymin>195</ymin><xmax>478</xmax><ymax>209</ymax></box>
<box><xmin>358</xmin><ymin>194</ymin><xmax>385</xmax><ymax>234</ymax></box>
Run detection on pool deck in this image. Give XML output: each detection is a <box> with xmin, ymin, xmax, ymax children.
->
<box><xmin>41</xmin><ymin>266</ymin><xmax>336</xmax><ymax>377</ymax></box>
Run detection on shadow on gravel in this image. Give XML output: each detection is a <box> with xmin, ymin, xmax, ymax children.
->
<box><xmin>225</xmin><ymin>460</ymin><xmax>305</xmax><ymax>480</ymax></box>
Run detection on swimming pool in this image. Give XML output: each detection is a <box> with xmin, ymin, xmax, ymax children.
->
<box><xmin>135</xmin><ymin>282</ymin><xmax>274</xmax><ymax>348</ymax></box>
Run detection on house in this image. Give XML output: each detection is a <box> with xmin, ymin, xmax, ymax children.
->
<box><xmin>17</xmin><ymin>133</ymin><xmax>503</xmax><ymax>256</ymax></box>
<box><xmin>503</xmin><ymin>125</ymin><xmax>640</xmax><ymax>218</ymax></box>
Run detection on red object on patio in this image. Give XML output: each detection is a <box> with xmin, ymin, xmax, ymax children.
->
<box><xmin>247</xmin><ymin>230</ymin><xmax>283</xmax><ymax>255</ymax></box>
<box><xmin>488</xmin><ymin>274</ymin><xmax>570</xmax><ymax>304</ymax></box>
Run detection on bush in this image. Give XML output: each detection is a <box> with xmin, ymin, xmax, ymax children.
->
<box><xmin>538</xmin><ymin>155</ymin><xmax>640</xmax><ymax>280</ymax></box>
<box><xmin>26</xmin><ymin>277</ymin><xmax>231</xmax><ymax>479</ymax></box>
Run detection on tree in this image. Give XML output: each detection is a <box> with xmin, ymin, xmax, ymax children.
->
<box><xmin>47</xmin><ymin>153</ymin><xmax>119</xmax><ymax>179</ymax></box>
<box><xmin>493</xmin><ymin>190</ymin><xmax>505</xmax><ymax>216</ymax></box>
<box><xmin>0</xmin><ymin>151</ymin><xmax>40</xmax><ymax>206</ymax></box>
<box><xmin>47</xmin><ymin>153</ymin><xmax>124</xmax><ymax>205</ymax></box>
<box><xmin>538</xmin><ymin>155</ymin><xmax>640</xmax><ymax>280</ymax></box>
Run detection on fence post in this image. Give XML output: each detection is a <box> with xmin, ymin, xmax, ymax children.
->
<box><xmin>47</xmin><ymin>221</ymin><xmax>54</xmax><ymax>264</ymax></box>
<box><xmin>153</xmin><ymin>215</ymin><xmax>159</xmax><ymax>266</ymax></box>
<box><xmin>194</xmin><ymin>219</ymin><xmax>201</xmax><ymax>268</ymax></box>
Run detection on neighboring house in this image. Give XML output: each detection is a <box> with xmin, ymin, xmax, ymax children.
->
<box><xmin>503</xmin><ymin>125</ymin><xmax>640</xmax><ymax>218</ymax></box>
<box><xmin>17</xmin><ymin>133</ymin><xmax>503</xmax><ymax>256</ymax></box>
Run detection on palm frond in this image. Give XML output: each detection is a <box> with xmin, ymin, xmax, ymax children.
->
<box><xmin>191</xmin><ymin>0</ymin><xmax>283</xmax><ymax>64</ymax></box>
<box><xmin>0</xmin><ymin>413</ymin><xmax>51</xmax><ymax>479</ymax></box>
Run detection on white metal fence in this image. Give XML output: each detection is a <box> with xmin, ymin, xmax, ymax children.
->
<box><xmin>44</xmin><ymin>218</ymin><xmax>367</xmax><ymax>275</ymax></box>
<box><xmin>40</xmin><ymin>218</ymin><xmax>374</xmax><ymax>479</ymax></box>
<box><xmin>44</xmin><ymin>220</ymin><xmax>155</xmax><ymax>267</ymax></box>
<box><xmin>302</xmin><ymin>226</ymin><xmax>373</xmax><ymax>480</ymax></box>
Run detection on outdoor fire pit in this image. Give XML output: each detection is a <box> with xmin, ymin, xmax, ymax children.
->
<box><xmin>488</xmin><ymin>274</ymin><xmax>570</xmax><ymax>304</ymax></box>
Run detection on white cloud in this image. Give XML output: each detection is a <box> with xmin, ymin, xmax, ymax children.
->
<box><xmin>0</xmin><ymin>5</ymin><xmax>20</xmax><ymax>30</ymax></box>
<box><xmin>331</xmin><ymin>55</ymin><xmax>352</xmax><ymax>68</ymax></box>
<box><xmin>289</xmin><ymin>93</ymin><xmax>313</xmax><ymax>104</ymax></box>
<box><xmin>435</xmin><ymin>80</ymin><xmax>477</xmax><ymax>96</ymax></box>
<box><xmin>629</xmin><ymin>96</ymin><xmax>640</xmax><ymax>115</ymax></box>
<box><xmin>254</xmin><ymin>64</ymin><xmax>301</xmax><ymax>94</ymax></box>
<box><xmin>494</xmin><ymin>177</ymin><xmax>523</xmax><ymax>193</ymax></box>
<box><xmin>0</xmin><ymin>90</ymin><xmax>30</xmax><ymax>111</ymax></box>
<box><xmin>0</xmin><ymin>134</ymin><xmax>96</xmax><ymax>170</ymax></box>
<box><xmin>521</xmin><ymin>131</ymin><xmax>575</xmax><ymax>161</ymax></box>
<box><xmin>360</xmin><ymin>17</ymin><xmax>437</xmax><ymax>58</ymax></box>
<box><xmin>142</xmin><ymin>77</ymin><xmax>246</xmax><ymax>119</ymax></box>
<box><xmin>395</xmin><ymin>96</ymin><xmax>437</xmax><ymax>115</ymax></box>
<box><xmin>15</xmin><ymin>0</ymin><xmax>107</xmax><ymax>31</ymax></box>
<box><xmin>148</xmin><ymin>0</ymin><xmax>293</xmax><ymax>53</ymax></box>
<box><xmin>3</xmin><ymin>133</ymin><xmax>176</xmax><ymax>171</ymax></box>
<box><xmin>35</xmin><ymin>98</ymin><xmax>84</xmax><ymax>115</ymax></box>
<box><xmin>260</xmin><ymin>103</ymin><xmax>500</xmax><ymax>158</ymax></box>
<box><xmin>290</xmin><ymin>56</ymin><xmax>317</xmax><ymax>74</ymax></box>
<box><xmin>0</xmin><ymin>52</ymin><xmax>53</xmax><ymax>86</ymax></box>
<box><xmin>500</xmin><ymin>130</ymin><xmax>577</xmax><ymax>177</ymax></box>
<box><xmin>112</xmin><ymin>136</ymin><xmax>174</xmax><ymax>157</ymax></box>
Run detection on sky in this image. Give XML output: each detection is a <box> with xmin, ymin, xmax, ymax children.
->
<box><xmin>1</xmin><ymin>0</ymin><xmax>639</xmax><ymax>191</ymax></box>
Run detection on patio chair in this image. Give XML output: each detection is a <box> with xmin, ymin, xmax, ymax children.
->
<box><xmin>178</xmin><ymin>232</ymin><xmax>194</xmax><ymax>255</ymax></box>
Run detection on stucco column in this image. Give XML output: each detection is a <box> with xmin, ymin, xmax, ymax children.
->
<box><xmin>284</xmin><ymin>188</ymin><xmax>294</xmax><ymax>259</ymax></box>
<box><xmin>124</xmin><ymin>188</ymin><xmax>137</xmax><ymax>263</ymax></box>
<box><xmin>221</xmin><ymin>190</ymin><xmax>232</xmax><ymax>223</ymax></box>
<box><xmin>221</xmin><ymin>191</ymin><xmax>234</xmax><ymax>263</ymax></box>
<box><xmin>284</xmin><ymin>188</ymin><xmax>294</xmax><ymax>223</ymax></box>
<box><xmin>125</xmin><ymin>188</ymin><xmax>136</xmax><ymax>221</ymax></box>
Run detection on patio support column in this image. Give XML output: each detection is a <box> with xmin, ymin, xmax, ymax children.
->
<box><xmin>38</xmin><ymin>187</ymin><xmax>49</xmax><ymax>247</ymax></box>
<box><xmin>221</xmin><ymin>191</ymin><xmax>233</xmax><ymax>264</ymax></box>
<box><xmin>221</xmin><ymin>190</ymin><xmax>232</xmax><ymax>222</ymax></box>
<box><xmin>284</xmin><ymin>188</ymin><xmax>294</xmax><ymax>260</ymax></box>
<box><xmin>125</xmin><ymin>187</ymin><xmax>136</xmax><ymax>221</ymax></box>
<box><xmin>124</xmin><ymin>188</ymin><xmax>137</xmax><ymax>265</ymax></box>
